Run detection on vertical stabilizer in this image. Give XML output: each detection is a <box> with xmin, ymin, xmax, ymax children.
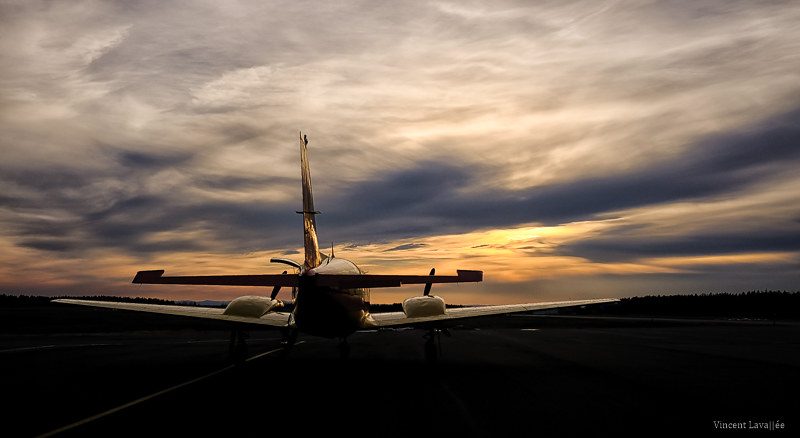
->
<box><xmin>298</xmin><ymin>132</ymin><xmax>322</xmax><ymax>270</ymax></box>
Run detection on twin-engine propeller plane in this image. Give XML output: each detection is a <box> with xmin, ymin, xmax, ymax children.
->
<box><xmin>55</xmin><ymin>133</ymin><xmax>616</xmax><ymax>360</ymax></box>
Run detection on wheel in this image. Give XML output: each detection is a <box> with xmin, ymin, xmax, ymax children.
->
<box><xmin>424</xmin><ymin>336</ymin><xmax>437</xmax><ymax>362</ymax></box>
<box><xmin>338</xmin><ymin>339</ymin><xmax>351</xmax><ymax>359</ymax></box>
<box><xmin>234</xmin><ymin>341</ymin><xmax>248</xmax><ymax>361</ymax></box>
<box><xmin>280</xmin><ymin>329</ymin><xmax>298</xmax><ymax>357</ymax></box>
<box><xmin>229</xmin><ymin>329</ymin><xmax>249</xmax><ymax>363</ymax></box>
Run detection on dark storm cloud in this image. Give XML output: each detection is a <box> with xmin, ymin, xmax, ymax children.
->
<box><xmin>1</xmin><ymin>167</ymin><xmax>94</xmax><ymax>193</ymax></box>
<box><xmin>76</xmin><ymin>196</ymin><xmax>298</xmax><ymax>254</ymax></box>
<box><xmin>5</xmin><ymin>106</ymin><xmax>797</xmax><ymax>258</ymax></box>
<box><xmin>193</xmin><ymin>174</ymin><xmax>296</xmax><ymax>191</ymax></box>
<box><xmin>116</xmin><ymin>150</ymin><xmax>193</xmax><ymax>169</ymax></box>
<box><xmin>8</xmin><ymin>198</ymin><xmax>299</xmax><ymax>255</ymax></box>
<box><xmin>17</xmin><ymin>239</ymin><xmax>77</xmax><ymax>253</ymax></box>
<box><xmin>386</xmin><ymin>243</ymin><xmax>428</xmax><ymax>252</ymax></box>
<box><xmin>0</xmin><ymin>148</ymin><xmax>192</xmax><ymax>213</ymax></box>
<box><xmin>324</xmin><ymin>108</ymin><xmax>800</xmax><ymax>242</ymax></box>
<box><xmin>0</xmin><ymin>168</ymin><xmax>299</xmax><ymax>253</ymax></box>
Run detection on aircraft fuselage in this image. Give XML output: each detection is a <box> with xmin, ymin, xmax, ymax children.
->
<box><xmin>291</xmin><ymin>257</ymin><xmax>374</xmax><ymax>338</ymax></box>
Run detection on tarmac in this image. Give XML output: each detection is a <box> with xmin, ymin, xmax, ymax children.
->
<box><xmin>2</xmin><ymin>307</ymin><xmax>798</xmax><ymax>437</ymax></box>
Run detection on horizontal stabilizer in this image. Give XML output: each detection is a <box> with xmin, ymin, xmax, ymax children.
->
<box><xmin>132</xmin><ymin>270</ymin><xmax>300</xmax><ymax>287</ymax></box>
<box><xmin>313</xmin><ymin>270</ymin><xmax>483</xmax><ymax>289</ymax></box>
<box><xmin>131</xmin><ymin>269</ymin><xmax>481</xmax><ymax>289</ymax></box>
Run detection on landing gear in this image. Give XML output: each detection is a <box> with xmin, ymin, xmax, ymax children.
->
<box><xmin>281</xmin><ymin>328</ymin><xmax>298</xmax><ymax>356</ymax></box>
<box><xmin>228</xmin><ymin>328</ymin><xmax>249</xmax><ymax>362</ymax></box>
<box><xmin>338</xmin><ymin>337</ymin><xmax>351</xmax><ymax>359</ymax></box>
<box><xmin>423</xmin><ymin>328</ymin><xmax>450</xmax><ymax>363</ymax></box>
<box><xmin>424</xmin><ymin>334</ymin><xmax>437</xmax><ymax>362</ymax></box>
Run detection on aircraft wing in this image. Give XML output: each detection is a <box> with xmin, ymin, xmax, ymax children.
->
<box><xmin>314</xmin><ymin>270</ymin><xmax>482</xmax><ymax>288</ymax></box>
<box><xmin>370</xmin><ymin>298</ymin><xmax>618</xmax><ymax>328</ymax></box>
<box><xmin>52</xmin><ymin>299</ymin><xmax>290</xmax><ymax>327</ymax></box>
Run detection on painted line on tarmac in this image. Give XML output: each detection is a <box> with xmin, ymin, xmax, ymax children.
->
<box><xmin>0</xmin><ymin>345</ymin><xmax>56</xmax><ymax>353</ymax></box>
<box><xmin>185</xmin><ymin>336</ymin><xmax>284</xmax><ymax>344</ymax></box>
<box><xmin>36</xmin><ymin>341</ymin><xmax>304</xmax><ymax>438</ymax></box>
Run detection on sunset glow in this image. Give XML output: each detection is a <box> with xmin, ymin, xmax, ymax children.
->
<box><xmin>1</xmin><ymin>1</ymin><xmax>798</xmax><ymax>303</ymax></box>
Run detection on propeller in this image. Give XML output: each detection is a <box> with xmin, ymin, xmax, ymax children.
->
<box><xmin>269</xmin><ymin>257</ymin><xmax>304</xmax><ymax>300</ymax></box>
<box><xmin>423</xmin><ymin>268</ymin><xmax>435</xmax><ymax>296</ymax></box>
<box><xmin>270</xmin><ymin>271</ymin><xmax>288</xmax><ymax>300</ymax></box>
<box><xmin>270</xmin><ymin>258</ymin><xmax>302</xmax><ymax>270</ymax></box>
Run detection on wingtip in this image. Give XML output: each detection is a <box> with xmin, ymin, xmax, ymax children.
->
<box><xmin>456</xmin><ymin>269</ymin><xmax>483</xmax><ymax>282</ymax></box>
<box><xmin>132</xmin><ymin>269</ymin><xmax>165</xmax><ymax>284</ymax></box>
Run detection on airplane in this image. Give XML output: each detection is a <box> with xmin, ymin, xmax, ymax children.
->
<box><xmin>55</xmin><ymin>133</ymin><xmax>617</xmax><ymax>361</ymax></box>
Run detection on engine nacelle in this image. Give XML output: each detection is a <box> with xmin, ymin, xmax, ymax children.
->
<box><xmin>223</xmin><ymin>296</ymin><xmax>283</xmax><ymax>318</ymax></box>
<box><xmin>402</xmin><ymin>295</ymin><xmax>446</xmax><ymax>318</ymax></box>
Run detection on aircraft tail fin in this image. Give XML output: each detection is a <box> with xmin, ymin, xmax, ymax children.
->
<box><xmin>298</xmin><ymin>132</ymin><xmax>322</xmax><ymax>270</ymax></box>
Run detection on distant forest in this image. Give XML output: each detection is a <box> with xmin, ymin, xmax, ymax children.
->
<box><xmin>562</xmin><ymin>291</ymin><xmax>800</xmax><ymax>319</ymax></box>
<box><xmin>1</xmin><ymin>291</ymin><xmax>798</xmax><ymax>319</ymax></box>
<box><xmin>0</xmin><ymin>294</ymin><xmax>183</xmax><ymax>307</ymax></box>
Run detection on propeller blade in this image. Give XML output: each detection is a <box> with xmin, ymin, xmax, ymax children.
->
<box><xmin>270</xmin><ymin>258</ymin><xmax>302</xmax><ymax>270</ymax></box>
<box><xmin>423</xmin><ymin>268</ymin><xmax>435</xmax><ymax>296</ymax></box>
<box><xmin>270</xmin><ymin>271</ymin><xmax>288</xmax><ymax>300</ymax></box>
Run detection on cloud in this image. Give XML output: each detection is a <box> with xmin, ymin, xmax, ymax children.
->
<box><xmin>324</xmin><ymin>107</ymin><xmax>800</xmax><ymax>242</ymax></box>
<box><xmin>385</xmin><ymin>243</ymin><xmax>428</xmax><ymax>252</ymax></box>
<box><xmin>115</xmin><ymin>150</ymin><xmax>193</xmax><ymax>169</ymax></box>
<box><xmin>2</xmin><ymin>0</ymin><xmax>800</xmax><ymax>298</ymax></box>
<box><xmin>560</xmin><ymin>231</ymin><xmax>800</xmax><ymax>262</ymax></box>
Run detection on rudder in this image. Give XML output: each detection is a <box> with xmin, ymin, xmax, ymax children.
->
<box><xmin>298</xmin><ymin>132</ymin><xmax>322</xmax><ymax>270</ymax></box>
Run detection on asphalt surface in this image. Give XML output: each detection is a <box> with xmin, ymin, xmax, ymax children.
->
<box><xmin>2</xmin><ymin>310</ymin><xmax>798</xmax><ymax>437</ymax></box>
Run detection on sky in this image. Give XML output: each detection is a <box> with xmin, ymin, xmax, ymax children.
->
<box><xmin>1</xmin><ymin>0</ymin><xmax>799</xmax><ymax>304</ymax></box>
